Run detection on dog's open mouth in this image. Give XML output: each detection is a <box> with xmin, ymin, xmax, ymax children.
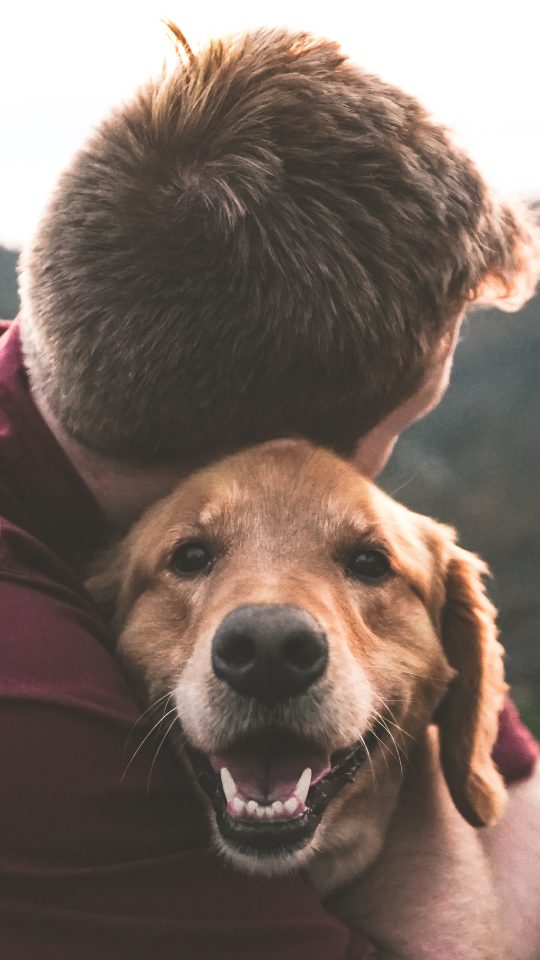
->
<box><xmin>185</xmin><ymin>728</ymin><xmax>378</xmax><ymax>859</ymax></box>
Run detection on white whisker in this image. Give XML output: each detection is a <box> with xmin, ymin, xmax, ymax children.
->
<box><xmin>399</xmin><ymin>669</ymin><xmax>441</xmax><ymax>682</ymax></box>
<box><xmin>360</xmin><ymin>733</ymin><xmax>377</xmax><ymax>790</ymax></box>
<box><xmin>383</xmin><ymin>716</ymin><xmax>416</xmax><ymax>742</ymax></box>
<box><xmin>121</xmin><ymin>699</ymin><xmax>176</xmax><ymax>783</ymax></box>
<box><xmin>388</xmin><ymin>458</ymin><xmax>430</xmax><ymax>497</ymax></box>
<box><xmin>146</xmin><ymin>714</ymin><xmax>179</xmax><ymax>795</ymax></box>
<box><xmin>123</xmin><ymin>691</ymin><xmax>173</xmax><ymax>753</ymax></box>
<box><xmin>372</xmin><ymin>708</ymin><xmax>413</xmax><ymax>776</ymax></box>
<box><xmin>374</xmin><ymin>695</ymin><xmax>415</xmax><ymax>742</ymax></box>
<box><xmin>373</xmin><ymin>694</ymin><xmax>401</xmax><ymax>726</ymax></box>
<box><xmin>369</xmin><ymin>726</ymin><xmax>392</xmax><ymax>774</ymax></box>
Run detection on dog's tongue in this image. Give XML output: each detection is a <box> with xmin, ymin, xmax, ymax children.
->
<box><xmin>210</xmin><ymin>741</ymin><xmax>331</xmax><ymax>803</ymax></box>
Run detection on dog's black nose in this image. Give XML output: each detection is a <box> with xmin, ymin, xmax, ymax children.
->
<box><xmin>211</xmin><ymin>604</ymin><xmax>328</xmax><ymax>704</ymax></box>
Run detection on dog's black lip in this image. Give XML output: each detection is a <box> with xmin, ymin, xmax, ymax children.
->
<box><xmin>184</xmin><ymin>726</ymin><xmax>380</xmax><ymax>857</ymax></box>
<box><xmin>218</xmin><ymin>806</ymin><xmax>318</xmax><ymax>856</ymax></box>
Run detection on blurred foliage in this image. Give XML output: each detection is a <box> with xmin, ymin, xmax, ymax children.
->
<box><xmin>516</xmin><ymin>702</ymin><xmax>540</xmax><ymax>739</ymax></box>
<box><xmin>0</xmin><ymin>246</ymin><xmax>18</xmax><ymax>318</ymax></box>
<box><xmin>381</xmin><ymin>299</ymin><xmax>540</xmax><ymax>717</ymax></box>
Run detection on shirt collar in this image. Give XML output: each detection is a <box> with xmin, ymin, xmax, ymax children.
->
<box><xmin>0</xmin><ymin>320</ymin><xmax>109</xmax><ymax>561</ymax></box>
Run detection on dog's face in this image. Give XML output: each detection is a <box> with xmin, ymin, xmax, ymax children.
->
<box><xmin>88</xmin><ymin>440</ymin><xmax>507</xmax><ymax>874</ymax></box>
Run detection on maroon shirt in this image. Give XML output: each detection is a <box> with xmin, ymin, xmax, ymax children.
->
<box><xmin>0</xmin><ymin>321</ymin><xmax>376</xmax><ymax>960</ymax></box>
<box><xmin>0</xmin><ymin>320</ymin><xmax>536</xmax><ymax>960</ymax></box>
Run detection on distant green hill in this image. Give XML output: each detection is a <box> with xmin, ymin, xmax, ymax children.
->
<box><xmin>381</xmin><ymin>300</ymin><xmax>540</xmax><ymax>728</ymax></box>
<box><xmin>1</xmin><ymin>246</ymin><xmax>538</xmax><ymax>728</ymax></box>
<box><xmin>0</xmin><ymin>246</ymin><xmax>19</xmax><ymax>318</ymax></box>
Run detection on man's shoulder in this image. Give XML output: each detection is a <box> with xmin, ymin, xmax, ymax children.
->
<box><xmin>0</xmin><ymin>512</ymin><xmax>135</xmax><ymax>716</ymax></box>
<box><xmin>0</xmin><ymin>510</ymin><xmax>87</xmax><ymax>588</ymax></box>
<box><xmin>0</xmin><ymin>513</ymin><xmax>370</xmax><ymax>960</ymax></box>
<box><xmin>0</xmin><ymin>509</ymin><xmax>193</xmax><ymax>844</ymax></box>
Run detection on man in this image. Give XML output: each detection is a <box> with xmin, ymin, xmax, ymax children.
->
<box><xmin>1</xmin><ymin>27</ymin><xmax>538</xmax><ymax>959</ymax></box>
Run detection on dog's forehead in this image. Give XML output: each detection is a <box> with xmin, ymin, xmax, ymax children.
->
<box><xmin>153</xmin><ymin>441</ymin><xmax>414</xmax><ymax>543</ymax></box>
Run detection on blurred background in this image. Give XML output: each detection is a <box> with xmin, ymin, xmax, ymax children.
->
<box><xmin>1</xmin><ymin>1</ymin><xmax>538</xmax><ymax>731</ymax></box>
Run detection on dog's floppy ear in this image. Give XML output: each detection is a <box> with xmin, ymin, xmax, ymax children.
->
<box><xmin>436</xmin><ymin>543</ymin><xmax>508</xmax><ymax>828</ymax></box>
<box><xmin>86</xmin><ymin>532</ymin><xmax>146</xmax><ymax>630</ymax></box>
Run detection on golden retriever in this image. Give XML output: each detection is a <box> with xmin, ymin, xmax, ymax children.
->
<box><xmin>87</xmin><ymin>439</ymin><xmax>540</xmax><ymax>960</ymax></box>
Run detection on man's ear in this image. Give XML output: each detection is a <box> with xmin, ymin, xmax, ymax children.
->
<box><xmin>437</xmin><ymin>544</ymin><xmax>508</xmax><ymax>828</ymax></box>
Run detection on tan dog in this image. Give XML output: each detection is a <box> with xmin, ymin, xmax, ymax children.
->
<box><xmin>88</xmin><ymin>440</ymin><xmax>540</xmax><ymax>960</ymax></box>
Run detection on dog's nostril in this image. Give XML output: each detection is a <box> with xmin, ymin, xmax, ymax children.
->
<box><xmin>220</xmin><ymin>634</ymin><xmax>255</xmax><ymax>669</ymax></box>
<box><xmin>283</xmin><ymin>631</ymin><xmax>323</xmax><ymax>671</ymax></box>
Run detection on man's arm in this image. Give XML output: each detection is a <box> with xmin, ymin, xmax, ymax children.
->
<box><xmin>0</xmin><ymin>528</ymin><xmax>375</xmax><ymax>960</ymax></box>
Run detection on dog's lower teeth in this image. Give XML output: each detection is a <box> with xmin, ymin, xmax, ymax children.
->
<box><xmin>226</xmin><ymin>794</ymin><xmax>305</xmax><ymax>822</ymax></box>
<box><xmin>220</xmin><ymin>764</ymin><xmax>312</xmax><ymax>821</ymax></box>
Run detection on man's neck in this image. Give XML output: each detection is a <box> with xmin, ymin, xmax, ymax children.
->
<box><xmin>32</xmin><ymin>391</ymin><xmax>194</xmax><ymax>529</ymax></box>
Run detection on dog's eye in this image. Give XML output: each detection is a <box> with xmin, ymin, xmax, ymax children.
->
<box><xmin>170</xmin><ymin>541</ymin><xmax>213</xmax><ymax>576</ymax></box>
<box><xmin>347</xmin><ymin>549</ymin><xmax>391</xmax><ymax>581</ymax></box>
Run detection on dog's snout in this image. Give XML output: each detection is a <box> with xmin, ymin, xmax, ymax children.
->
<box><xmin>211</xmin><ymin>604</ymin><xmax>328</xmax><ymax>704</ymax></box>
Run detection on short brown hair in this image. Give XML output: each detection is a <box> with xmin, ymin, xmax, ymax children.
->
<box><xmin>19</xmin><ymin>28</ymin><xmax>539</xmax><ymax>461</ymax></box>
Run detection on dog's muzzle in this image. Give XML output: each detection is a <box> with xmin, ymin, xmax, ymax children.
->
<box><xmin>176</xmin><ymin>604</ymin><xmax>377</xmax><ymax>865</ymax></box>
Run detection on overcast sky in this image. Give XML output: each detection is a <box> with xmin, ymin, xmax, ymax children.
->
<box><xmin>1</xmin><ymin>0</ymin><xmax>539</xmax><ymax>249</ymax></box>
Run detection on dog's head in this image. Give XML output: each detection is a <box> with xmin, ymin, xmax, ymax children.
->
<box><xmin>88</xmin><ymin>440</ymin><xmax>507</xmax><ymax>873</ymax></box>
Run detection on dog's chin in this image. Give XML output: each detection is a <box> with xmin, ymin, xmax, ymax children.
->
<box><xmin>181</xmin><ymin>728</ymin><xmax>378</xmax><ymax>875</ymax></box>
<box><xmin>212</xmin><ymin>817</ymin><xmax>318</xmax><ymax>876</ymax></box>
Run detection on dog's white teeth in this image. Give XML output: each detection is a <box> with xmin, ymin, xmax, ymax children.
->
<box><xmin>283</xmin><ymin>796</ymin><xmax>299</xmax><ymax>816</ymax></box>
<box><xmin>230</xmin><ymin>795</ymin><xmax>246</xmax><ymax>816</ymax></box>
<box><xmin>223</xmin><ymin>777</ymin><xmax>308</xmax><ymax>821</ymax></box>
<box><xmin>294</xmin><ymin>767</ymin><xmax>312</xmax><ymax>804</ymax></box>
<box><xmin>227</xmin><ymin>794</ymin><xmax>305</xmax><ymax>821</ymax></box>
<box><xmin>220</xmin><ymin>767</ymin><xmax>237</xmax><ymax>803</ymax></box>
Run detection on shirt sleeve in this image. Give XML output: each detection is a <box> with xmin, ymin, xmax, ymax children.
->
<box><xmin>492</xmin><ymin>697</ymin><xmax>539</xmax><ymax>783</ymax></box>
<box><xmin>0</xmin><ymin>534</ymin><xmax>377</xmax><ymax>960</ymax></box>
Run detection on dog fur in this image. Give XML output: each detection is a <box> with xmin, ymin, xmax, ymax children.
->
<box><xmin>87</xmin><ymin>440</ymin><xmax>540</xmax><ymax>960</ymax></box>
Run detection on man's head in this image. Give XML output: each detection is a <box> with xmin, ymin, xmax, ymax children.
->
<box><xmin>19</xmin><ymin>26</ymin><xmax>539</xmax><ymax>468</ymax></box>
